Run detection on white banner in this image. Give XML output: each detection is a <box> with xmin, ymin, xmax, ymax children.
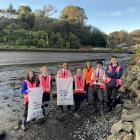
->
<box><xmin>27</xmin><ymin>87</ymin><xmax>43</xmax><ymax>122</ymax></box>
<box><xmin>56</xmin><ymin>78</ymin><xmax>74</xmax><ymax>105</ymax></box>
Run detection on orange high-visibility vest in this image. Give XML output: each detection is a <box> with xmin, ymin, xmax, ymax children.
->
<box><xmin>90</xmin><ymin>69</ymin><xmax>106</xmax><ymax>90</ymax></box>
<box><xmin>106</xmin><ymin>65</ymin><xmax>122</xmax><ymax>86</ymax></box>
<box><xmin>74</xmin><ymin>75</ymin><xmax>85</xmax><ymax>93</ymax></box>
<box><xmin>24</xmin><ymin>80</ymin><xmax>36</xmax><ymax>105</ymax></box>
<box><xmin>38</xmin><ymin>75</ymin><xmax>51</xmax><ymax>93</ymax></box>
<box><xmin>57</xmin><ymin>69</ymin><xmax>71</xmax><ymax>78</ymax></box>
<box><xmin>83</xmin><ymin>67</ymin><xmax>94</xmax><ymax>84</ymax></box>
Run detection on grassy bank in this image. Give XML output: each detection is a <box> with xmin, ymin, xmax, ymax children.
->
<box><xmin>131</xmin><ymin>48</ymin><xmax>140</xmax><ymax>63</ymax></box>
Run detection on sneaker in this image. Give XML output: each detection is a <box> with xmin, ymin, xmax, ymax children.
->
<box><xmin>21</xmin><ymin>124</ymin><xmax>27</xmax><ymax>130</ymax></box>
<box><xmin>67</xmin><ymin>109</ymin><xmax>72</xmax><ymax>114</ymax></box>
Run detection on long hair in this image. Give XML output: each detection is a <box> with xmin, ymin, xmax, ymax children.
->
<box><xmin>85</xmin><ymin>61</ymin><xmax>92</xmax><ymax>69</ymax></box>
<box><xmin>26</xmin><ymin>70</ymin><xmax>36</xmax><ymax>82</ymax></box>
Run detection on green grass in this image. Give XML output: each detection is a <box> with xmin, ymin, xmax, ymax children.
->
<box><xmin>131</xmin><ymin>48</ymin><xmax>140</xmax><ymax>64</ymax></box>
<box><xmin>136</xmin><ymin>48</ymin><xmax>140</xmax><ymax>57</ymax></box>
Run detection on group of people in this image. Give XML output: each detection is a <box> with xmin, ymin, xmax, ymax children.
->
<box><xmin>20</xmin><ymin>55</ymin><xmax>123</xmax><ymax>130</ymax></box>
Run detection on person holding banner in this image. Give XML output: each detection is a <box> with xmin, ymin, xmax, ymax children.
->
<box><xmin>73</xmin><ymin>69</ymin><xmax>85</xmax><ymax>111</ymax></box>
<box><xmin>56</xmin><ymin>63</ymin><xmax>72</xmax><ymax>113</ymax></box>
<box><xmin>21</xmin><ymin>70</ymin><xmax>36</xmax><ymax>130</ymax></box>
<box><xmin>90</xmin><ymin>61</ymin><xmax>106</xmax><ymax>113</ymax></box>
<box><xmin>83</xmin><ymin>61</ymin><xmax>94</xmax><ymax>102</ymax></box>
<box><xmin>37</xmin><ymin>66</ymin><xmax>52</xmax><ymax>115</ymax></box>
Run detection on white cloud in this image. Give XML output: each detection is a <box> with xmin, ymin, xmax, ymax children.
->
<box><xmin>97</xmin><ymin>7</ymin><xmax>136</xmax><ymax>17</ymax></box>
<box><xmin>98</xmin><ymin>11</ymin><xmax>122</xmax><ymax>17</ymax></box>
<box><xmin>109</xmin><ymin>11</ymin><xmax>122</xmax><ymax>16</ymax></box>
<box><xmin>125</xmin><ymin>7</ymin><xmax>136</xmax><ymax>13</ymax></box>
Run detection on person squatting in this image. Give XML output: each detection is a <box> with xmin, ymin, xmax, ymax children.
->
<box><xmin>20</xmin><ymin>56</ymin><xmax>123</xmax><ymax>130</ymax></box>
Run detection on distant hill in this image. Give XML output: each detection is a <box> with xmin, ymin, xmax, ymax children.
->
<box><xmin>129</xmin><ymin>29</ymin><xmax>140</xmax><ymax>44</ymax></box>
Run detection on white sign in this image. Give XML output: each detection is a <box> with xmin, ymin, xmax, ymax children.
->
<box><xmin>26</xmin><ymin>87</ymin><xmax>43</xmax><ymax>122</ymax></box>
<box><xmin>56</xmin><ymin>78</ymin><xmax>74</xmax><ymax>105</ymax></box>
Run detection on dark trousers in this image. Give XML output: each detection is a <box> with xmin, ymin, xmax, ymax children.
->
<box><xmin>23</xmin><ymin>103</ymin><xmax>28</xmax><ymax>118</ymax></box>
<box><xmin>22</xmin><ymin>103</ymin><xmax>28</xmax><ymax>125</ymax></box>
<box><xmin>91</xmin><ymin>85</ymin><xmax>104</xmax><ymax>111</ymax></box>
<box><xmin>85</xmin><ymin>83</ymin><xmax>90</xmax><ymax>101</ymax></box>
<box><xmin>106</xmin><ymin>85</ymin><xmax>119</xmax><ymax>110</ymax></box>
<box><xmin>74</xmin><ymin>93</ymin><xmax>84</xmax><ymax>110</ymax></box>
<box><xmin>59</xmin><ymin>105</ymin><xmax>71</xmax><ymax>111</ymax></box>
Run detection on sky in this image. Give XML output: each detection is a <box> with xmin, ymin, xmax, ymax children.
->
<box><xmin>0</xmin><ymin>0</ymin><xmax>140</xmax><ymax>34</ymax></box>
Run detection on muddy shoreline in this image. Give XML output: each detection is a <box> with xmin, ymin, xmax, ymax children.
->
<box><xmin>0</xmin><ymin>48</ymin><xmax>129</xmax><ymax>53</ymax></box>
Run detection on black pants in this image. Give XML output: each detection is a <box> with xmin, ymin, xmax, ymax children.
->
<box><xmin>74</xmin><ymin>93</ymin><xmax>84</xmax><ymax>110</ymax></box>
<box><xmin>106</xmin><ymin>85</ymin><xmax>119</xmax><ymax>110</ymax></box>
<box><xmin>91</xmin><ymin>85</ymin><xmax>104</xmax><ymax>111</ymax></box>
<box><xmin>22</xmin><ymin>103</ymin><xmax>28</xmax><ymax>125</ymax></box>
<box><xmin>59</xmin><ymin>105</ymin><xmax>71</xmax><ymax>111</ymax></box>
<box><xmin>85</xmin><ymin>83</ymin><xmax>90</xmax><ymax>101</ymax></box>
<box><xmin>23</xmin><ymin>103</ymin><xmax>28</xmax><ymax>118</ymax></box>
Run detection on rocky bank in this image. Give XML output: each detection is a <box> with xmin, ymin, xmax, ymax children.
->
<box><xmin>108</xmin><ymin>50</ymin><xmax>140</xmax><ymax>140</ymax></box>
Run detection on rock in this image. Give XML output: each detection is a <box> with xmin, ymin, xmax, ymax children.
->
<box><xmin>0</xmin><ymin>130</ymin><xmax>6</xmax><ymax>139</ymax></box>
<box><xmin>107</xmin><ymin>135</ymin><xmax>117</xmax><ymax>140</ymax></box>
<box><xmin>3</xmin><ymin>96</ymin><xmax>9</xmax><ymax>100</ymax></box>
<box><xmin>74</xmin><ymin>113</ymin><xmax>81</xmax><ymax>119</ymax></box>
<box><xmin>119</xmin><ymin>85</ymin><xmax>125</xmax><ymax>93</ymax></box>
<box><xmin>7</xmin><ymin>104</ymin><xmax>12</xmax><ymax>108</ymax></box>
<box><xmin>137</xmin><ymin>72</ymin><xmax>140</xmax><ymax>80</ymax></box>
<box><xmin>131</xmin><ymin>65</ymin><xmax>140</xmax><ymax>74</ymax></box>
<box><xmin>129</xmin><ymin>107</ymin><xmax>140</xmax><ymax>114</ymax></box>
<box><xmin>126</xmin><ymin>74</ymin><xmax>135</xmax><ymax>82</ymax></box>
<box><xmin>122</xmin><ymin>109</ymin><xmax>129</xmax><ymax>115</ymax></box>
<box><xmin>110</xmin><ymin>120</ymin><xmax>124</xmax><ymax>136</ymax></box>
<box><xmin>14</xmin><ymin>126</ymin><xmax>19</xmax><ymax>130</ymax></box>
<box><xmin>123</xmin><ymin>133</ymin><xmax>133</xmax><ymax>140</ymax></box>
<box><xmin>135</xmin><ymin>58</ymin><xmax>140</xmax><ymax>65</ymax></box>
<box><xmin>133</xmin><ymin>118</ymin><xmax>140</xmax><ymax>132</ymax></box>
<box><xmin>123</xmin><ymin>100</ymin><xmax>132</xmax><ymax>105</ymax></box>
<box><xmin>122</xmin><ymin>113</ymin><xmax>140</xmax><ymax>121</ymax></box>
<box><xmin>130</xmin><ymin>84</ymin><xmax>140</xmax><ymax>101</ymax></box>
<box><xmin>123</xmin><ymin>104</ymin><xmax>136</xmax><ymax>110</ymax></box>
<box><xmin>133</xmin><ymin>80</ymin><xmax>140</xmax><ymax>90</ymax></box>
<box><xmin>114</xmin><ymin>104</ymin><xmax>122</xmax><ymax>114</ymax></box>
<box><xmin>136</xmin><ymin>129</ymin><xmax>140</xmax><ymax>140</ymax></box>
<box><xmin>123</xmin><ymin>122</ymin><xmax>133</xmax><ymax>132</ymax></box>
<box><xmin>108</xmin><ymin>133</ymin><xmax>125</xmax><ymax>140</ymax></box>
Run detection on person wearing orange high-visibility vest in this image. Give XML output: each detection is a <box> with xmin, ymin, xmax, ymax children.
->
<box><xmin>73</xmin><ymin>69</ymin><xmax>85</xmax><ymax>111</ymax></box>
<box><xmin>37</xmin><ymin>66</ymin><xmax>52</xmax><ymax>115</ymax></box>
<box><xmin>90</xmin><ymin>61</ymin><xmax>106</xmax><ymax>113</ymax></box>
<box><xmin>106</xmin><ymin>56</ymin><xmax>123</xmax><ymax>112</ymax></box>
<box><xmin>83</xmin><ymin>61</ymin><xmax>94</xmax><ymax>102</ymax></box>
<box><xmin>57</xmin><ymin>63</ymin><xmax>72</xmax><ymax>113</ymax></box>
<box><xmin>21</xmin><ymin>70</ymin><xmax>36</xmax><ymax>130</ymax></box>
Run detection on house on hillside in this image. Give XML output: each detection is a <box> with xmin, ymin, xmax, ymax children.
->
<box><xmin>0</xmin><ymin>11</ymin><xmax>17</xmax><ymax>19</ymax></box>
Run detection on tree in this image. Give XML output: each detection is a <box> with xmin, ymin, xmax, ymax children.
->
<box><xmin>34</xmin><ymin>4</ymin><xmax>56</xmax><ymax>31</ymax></box>
<box><xmin>109</xmin><ymin>30</ymin><xmax>132</xmax><ymax>48</ymax></box>
<box><xmin>38</xmin><ymin>39</ymin><xmax>48</xmax><ymax>48</ymax></box>
<box><xmin>53</xmin><ymin>32</ymin><xmax>64</xmax><ymax>48</ymax></box>
<box><xmin>18</xmin><ymin>5</ymin><xmax>32</xmax><ymax>15</ymax></box>
<box><xmin>68</xmin><ymin>32</ymin><xmax>81</xmax><ymax>48</ymax></box>
<box><xmin>35</xmin><ymin>4</ymin><xmax>56</xmax><ymax>17</ymax></box>
<box><xmin>17</xmin><ymin>5</ymin><xmax>35</xmax><ymax>29</ymax></box>
<box><xmin>7</xmin><ymin>4</ymin><xmax>16</xmax><ymax>14</ymax></box>
<box><xmin>60</xmin><ymin>5</ymin><xmax>87</xmax><ymax>24</ymax></box>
